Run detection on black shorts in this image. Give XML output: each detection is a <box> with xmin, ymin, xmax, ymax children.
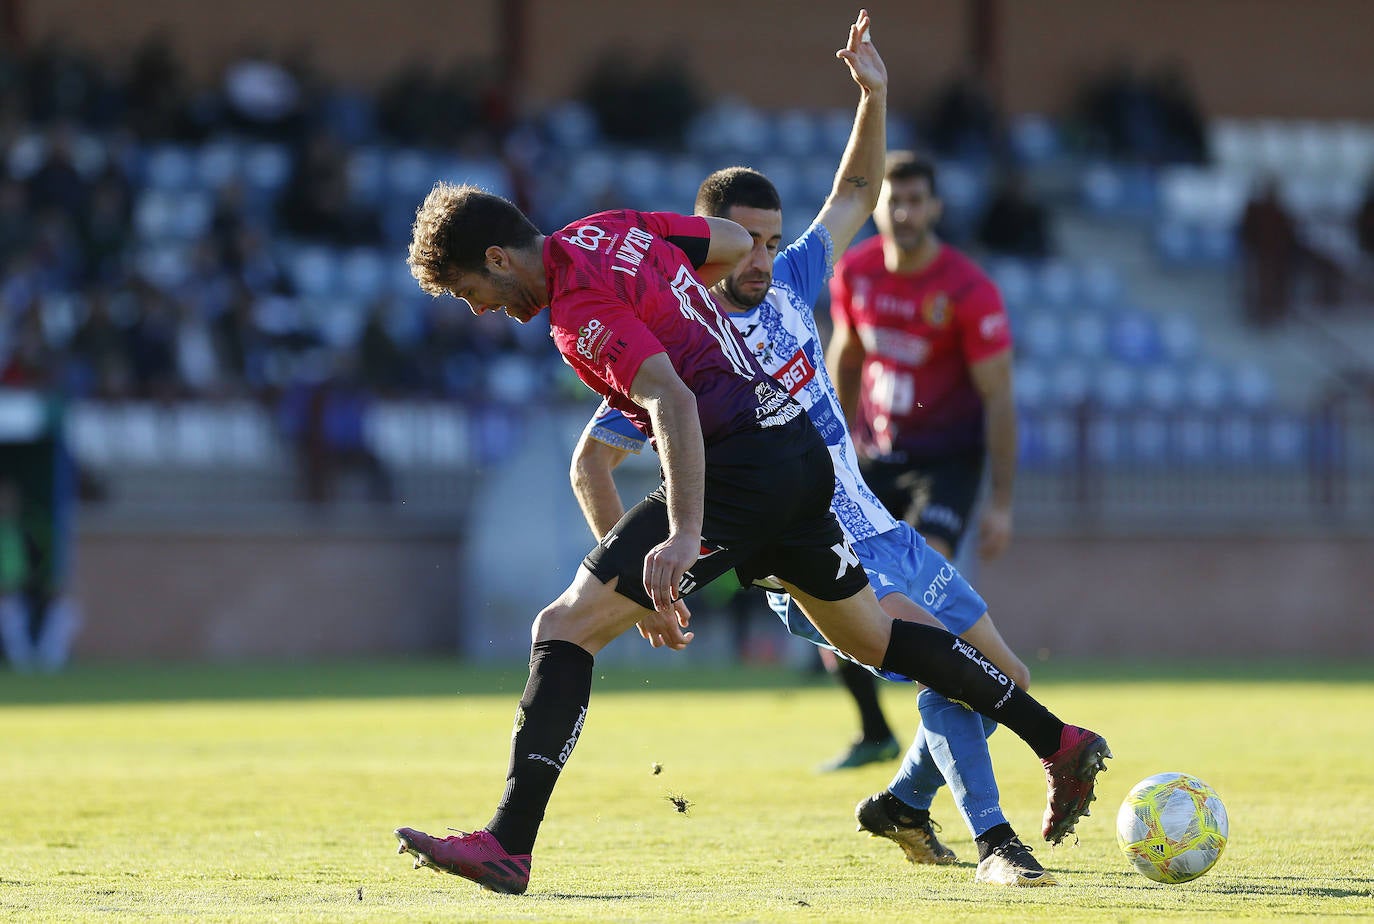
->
<box><xmin>583</xmin><ymin>424</ymin><xmax>870</xmax><ymax>611</ymax></box>
<box><xmin>860</xmin><ymin>451</ymin><xmax>985</xmax><ymax>552</ymax></box>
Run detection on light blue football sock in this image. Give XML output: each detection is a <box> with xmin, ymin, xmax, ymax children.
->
<box><xmin>886</xmin><ymin>687</ymin><xmax>1007</xmax><ymax>837</ymax></box>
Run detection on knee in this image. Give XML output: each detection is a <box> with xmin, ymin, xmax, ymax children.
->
<box><xmin>531</xmin><ymin>601</ymin><xmax>574</xmax><ymax>644</ymax></box>
<box><xmin>1006</xmin><ymin>659</ymin><xmax>1031</xmax><ymax>691</ymax></box>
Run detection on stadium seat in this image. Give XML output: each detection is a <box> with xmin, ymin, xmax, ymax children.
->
<box><xmin>1184</xmin><ymin>364</ymin><xmax>1228</xmax><ymax>411</ymax></box>
<box><xmin>616</xmin><ymin>150</ymin><xmax>667</xmax><ymax>205</ymax></box>
<box><xmin>545</xmin><ymin>100</ymin><xmax>602</xmax><ymax>149</ymax></box>
<box><xmin>346</xmin><ymin>147</ymin><xmax>386</xmax><ymax>206</ymax></box>
<box><xmin>339</xmin><ymin>248</ymin><xmax>389</xmax><ymax>302</ymax></box>
<box><xmin>242</xmin><ymin>143</ymin><xmax>292</xmax><ymax>196</ymax></box>
<box><xmin>1264</xmin><ymin>414</ymin><xmax>1309</xmax><ymax>468</ymax></box>
<box><xmin>1170</xmin><ymin>414</ymin><xmax>1217</xmax><ymax>467</ymax></box>
<box><xmin>1216</xmin><ymin>412</ymin><xmax>1259</xmax><ymax>465</ymax></box>
<box><xmin>1127</xmin><ymin>414</ymin><xmax>1171</xmax><ymax>466</ymax></box>
<box><xmin>1080</xmin><ymin>262</ymin><xmax>1123</xmax><ymax>308</ymax></box>
<box><xmin>142</xmin><ymin>143</ymin><xmax>197</xmax><ymax>191</ymax></box>
<box><xmin>773</xmin><ymin>108</ymin><xmax>820</xmax><ymax>158</ymax></box>
<box><xmin>1157</xmin><ymin>313</ymin><xmax>1200</xmax><ymax>363</ymax></box>
<box><xmin>1018</xmin><ymin>311</ymin><xmax>1063</xmax><ymax>361</ymax></box>
<box><xmin>1091</xmin><ymin>362</ymin><xmax>1140</xmax><ymax>411</ymax></box>
<box><xmin>1035</xmin><ymin>260</ymin><xmax>1079</xmax><ymax>309</ymax></box>
<box><xmin>1066</xmin><ymin>312</ymin><xmax>1108</xmax><ymax>359</ymax></box>
<box><xmin>386</xmin><ymin>148</ymin><xmax>436</xmax><ymax>198</ymax></box>
<box><xmin>1049</xmin><ymin>360</ymin><xmax>1091</xmax><ymax>407</ymax></box>
<box><xmin>311</xmin><ymin>297</ymin><xmax>368</xmax><ymax>349</ymax></box>
<box><xmin>1230</xmin><ymin>362</ymin><xmax>1276</xmax><ymax>411</ymax></box>
<box><xmin>287</xmin><ymin>245</ymin><xmax>339</xmax><ymax>299</ymax></box>
<box><xmin>1008</xmin><ymin>113</ymin><xmax>1060</xmax><ymax>166</ymax></box>
<box><xmin>988</xmin><ymin>258</ymin><xmax>1034</xmax><ymax>311</ymax></box>
<box><xmin>432</xmin><ymin>156</ymin><xmax>513</xmax><ymax>200</ymax></box>
<box><xmin>1139</xmin><ymin>365</ymin><xmax>1185</xmax><ymax>412</ymax></box>
<box><xmin>567</xmin><ymin>148</ymin><xmax>618</xmax><ymax>204</ymax></box>
<box><xmin>1086</xmin><ymin>416</ymin><xmax>1126</xmax><ymax>466</ymax></box>
<box><xmin>136</xmin><ymin>243</ymin><xmax>193</xmax><ymax>289</ymax></box>
<box><xmin>1013</xmin><ymin>361</ymin><xmax>1048</xmax><ymax>410</ymax></box>
<box><xmin>195</xmin><ymin>140</ymin><xmax>243</xmax><ymax>190</ymax></box>
<box><xmin>1107</xmin><ymin>309</ymin><xmax>1162</xmax><ymax>365</ymax></box>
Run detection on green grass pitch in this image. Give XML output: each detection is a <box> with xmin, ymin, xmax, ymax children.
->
<box><xmin>1</xmin><ymin>659</ymin><xmax>1371</xmax><ymax>922</ymax></box>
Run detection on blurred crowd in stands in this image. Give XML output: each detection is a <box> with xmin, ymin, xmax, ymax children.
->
<box><xmin>0</xmin><ymin>33</ymin><xmax>1234</xmax><ymax>409</ymax></box>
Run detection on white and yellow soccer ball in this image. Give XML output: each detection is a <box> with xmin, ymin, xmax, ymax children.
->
<box><xmin>1116</xmin><ymin>772</ymin><xmax>1228</xmax><ymax>883</ymax></box>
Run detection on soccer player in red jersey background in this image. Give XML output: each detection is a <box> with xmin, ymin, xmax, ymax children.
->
<box><xmin>823</xmin><ymin>150</ymin><xmax>1019</xmax><ymax>768</ymax></box>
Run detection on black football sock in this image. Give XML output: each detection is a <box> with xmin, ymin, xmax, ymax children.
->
<box><xmin>975</xmin><ymin>823</ymin><xmax>1017</xmax><ymax>861</ymax></box>
<box><xmin>879</xmin><ymin>620</ymin><xmax>1063</xmax><ymax>758</ymax></box>
<box><xmin>486</xmin><ymin>639</ymin><xmax>594</xmax><ymax>855</ymax></box>
<box><xmin>834</xmin><ymin>657</ymin><xmax>893</xmax><ymax>742</ymax></box>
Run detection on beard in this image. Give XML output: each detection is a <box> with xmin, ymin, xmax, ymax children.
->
<box><xmin>723</xmin><ymin>274</ymin><xmax>770</xmax><ymax>309</ymax></box>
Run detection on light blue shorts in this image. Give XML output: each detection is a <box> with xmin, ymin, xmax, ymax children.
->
<box><xmin>767</xmin><ymin>521</ymin><xmax>988</xmax><ymax>682</ymax></box>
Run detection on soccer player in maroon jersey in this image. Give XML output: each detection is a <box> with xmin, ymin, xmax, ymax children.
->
<box><xmin>393</xmin><ymin>128</ymin><xmax>1106</xmax><ymax>897</ymax></box>
<box><xmin>824</xmin><ymin>149</ymin><xmax>1019</xmax><ymax>767</ymax></box>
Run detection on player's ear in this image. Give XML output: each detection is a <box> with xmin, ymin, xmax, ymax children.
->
<box><xmin>484</xmin><ymin>245</ymin><xmax>507</xmax><ymax>273</ymax></box>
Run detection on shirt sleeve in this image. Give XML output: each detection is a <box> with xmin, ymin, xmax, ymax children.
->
<box><xmin>641</xmin><ymin>212</ymin><xmax>712</xmax><ymax>268</ymax></box>
<box><xmin>956</xmin><ymin>277</ymin><xmax>1013</xmax><ymax>363</ymax></box>
<box><xmin>773</xmin><ymin>222</ymin><xmax>834</xmax><ymax>308</ymax></box>
<box><xmin>585</xmin><ymin>399</ymin><xmax>649</xmax><ymax>454</ymax></box>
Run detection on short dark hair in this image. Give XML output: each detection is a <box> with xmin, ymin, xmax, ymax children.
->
<box><xmin>885</xmin><ymin>151</ymin><xmax>938</xmax><ymax>196</ymax></box>
<box><xmin>408</xmin><ymin>182</ymin><xmax>541</xmax><ymax>296</ymax></box>
<box><xmin>694</xmin><ymin>166</ymin><xmax>782</xmax><ymax>217</ymax></box>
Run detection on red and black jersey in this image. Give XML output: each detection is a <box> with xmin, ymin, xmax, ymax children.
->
<box><xmin>830</xmin><ymin>237</ymin><xmax>1011</xmax><ymax>460</ymax></box>
<box><xmin>546</xmin><ymin>210</ymin><xmax>802</xmax><ymax>451</ymax></box>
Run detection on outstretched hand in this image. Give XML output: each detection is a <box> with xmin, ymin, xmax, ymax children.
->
<box><xmin>836</xmin><ymin>9</ymin><xmax>887</xmax><ymax>94</ymax></box>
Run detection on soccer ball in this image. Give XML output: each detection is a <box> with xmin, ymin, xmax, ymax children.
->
<box><xmin>1116</xmin><ymin>772</ymin><xmax>1228</xmax><ymax>883</ymax></box>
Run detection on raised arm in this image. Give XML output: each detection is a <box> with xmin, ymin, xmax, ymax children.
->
<box><xmin>814</xmin><ymin>9</ymin><xmax>888</xmax><ymax>255</ymax></box>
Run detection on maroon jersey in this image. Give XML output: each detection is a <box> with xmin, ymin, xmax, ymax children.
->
<box><xmin>830</xmin><ymin>237</ymin><xmax>1011</xmax><ymax>460</ymax></box>
<box><xmin>546</xmin><ymin>210</ymin><xmax>803</xmax><ymax>450</ymax></box>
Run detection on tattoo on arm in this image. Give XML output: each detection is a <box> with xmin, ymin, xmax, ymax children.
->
<box><xmin>843</xmin><ymin>175</ymin><xmax>869</xmax><ymax>188</ymax></box>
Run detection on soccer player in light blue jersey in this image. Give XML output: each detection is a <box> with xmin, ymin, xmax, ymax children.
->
<box><xmin>567</xmin><ymin>18</ymin><xmax>1084</xmax><ymax>887</ymax></box>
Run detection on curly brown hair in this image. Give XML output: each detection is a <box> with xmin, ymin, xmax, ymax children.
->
<box><xmin>407</xmin><ymin>182</ymin><xmax>541</xmax><ymax>297</ymax></box>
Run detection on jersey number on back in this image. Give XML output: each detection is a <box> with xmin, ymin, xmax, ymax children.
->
<box><xmin>670</xmin><ymin>266</ymin><xmax>754</xmax><ymax>379</ymax></box>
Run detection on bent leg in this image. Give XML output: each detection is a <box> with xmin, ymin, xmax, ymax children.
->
<box><xmin>488</xmin><ymin>566</ymin><xmax>655</xmax><ymax>855</ymax></box>
<box><xmin>780</xmin><ymin>583</ymin><xmax>1063</xmax><ymax>759</ymax></box>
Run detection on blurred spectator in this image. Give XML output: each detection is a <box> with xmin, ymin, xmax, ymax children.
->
<box><xmin>79</xmin><ymin>171</ymin><xmax>132</xmax><ymax>284</ymax></box>
<box><xmin>0</xmin><ymin>391</ymin><xmax>81</xmax><ymax>672</ymax></box>
<box><xmin>276</xmin><ymin>354</ymin><xmax>394</xmax><ymax>505</ymax></box>
<box><xmin>1148</xmin><ymin>59</ymin><xmax>1209</xmax><ymax>165</ymax></box>
<box><xmin>67</xmin><ymin>288</ymin><xmax>133</xmax><ymax>398</ymax></box>
<box><xmin>219</xmin><ymin>46</ymin><xmax>305</xmax><ymax>141</ymax></box>
<box><xmin>1356</xmin><ymin>178</ymin><xmax>1374</xmax><ymax>261</ymax></box>
<box><xmin>1075</xmin><ymin>57</ymin><xmax>1208</xmax><ymax>165</ymax></box>
<box><xmin>923</xmin><ymin>71</ymin><xmax>1002</xmax><ymax>163</ymax></box>
<box><xmin>357</xmin><ymin>299</ymin><xmax>417</xmax><ymax>396</ymax></box>
<box><xmin>975</xmin><ymin>170</ymin><xmax>1053</xmax><ymax>260</ymax></box>
<box><xmin>0</xmin><ymin>177</ymin><xmax>32</xmax><ymax>263</ymax></box>
<box><xmin>26</xmin><ymin>125</ymin><xmax>90</xmax><ymax>217</ymax></box>
<box><xmin>122</xmin><ymin>33</ymin><xmax>195</xmax><ymax>140</ymax></box>
<box><xmin>277</xmin><ymin>130</ymin><xmax>382</xmax><ymax>245</ymax></box>
<box><xmin>580</xmin><ymin>49</ymin><xmax>699</xmax><ymax>148</ymax></box>
<box><xmin>1238</xmin><ymin>176</ymin><xmax>1299</xmax><ymax>327</ymax></box>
